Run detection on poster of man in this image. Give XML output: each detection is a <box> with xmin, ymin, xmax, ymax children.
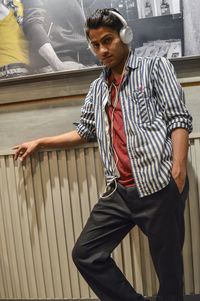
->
<box><xmin>0</xmin><ymin>0</ymin><xmax>199</xmax><ymax>80</ymax></box>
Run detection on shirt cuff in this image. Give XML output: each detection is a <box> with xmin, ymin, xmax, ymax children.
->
<box><xmin>167</xmin><ymin>117</ymin><xmax>193</xmax><ymax>134</ymax></box>
<box><xmin>76</xmin><ymin>123</ymin><xmax>96</xmax><ymax>140</ymax></box>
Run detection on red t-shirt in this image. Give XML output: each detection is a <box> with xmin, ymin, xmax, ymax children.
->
<box><xmin>107</xmin><ymin>73</ymin><xmax>135</xmax><ymax>187</ymax></box>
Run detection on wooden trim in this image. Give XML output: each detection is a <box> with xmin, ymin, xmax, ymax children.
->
<box><xmin>0</xmin><ymin>78</ymin><xmax>199</xmax><ymax>109</ymax></box>
<box><xmin>181</xmin><ymin>81</ymin><xmax>200</xmax><ymax>87</ymax></box>
<box><xmin>0</xmin><ymin>94</ymin><xmax>86</xmax><ymax>109</ymax></box>
<box><xmin>0</xmin><ymin>56</ymin><xmax>200</xmax><ymax>105</ymax></box>
<box><xmin>0</xmin><ymin>66</ymin><xmax>101</xmax><ymax>87</ymax></box>
<box><xmin>189</xmin><ymin>132</ymin><xmax>200</xmax><ymax>139</ymax></box>
<box><xmin>0</xmin><ymin>68</ymin><xmax>101</xmax><ymax>105</ymax></box>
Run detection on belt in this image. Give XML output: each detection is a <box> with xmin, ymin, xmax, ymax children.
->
<box><xmin>0</xmin><ymin>63</ymin><xmax>29</xmax><ymax>79</ymax></box>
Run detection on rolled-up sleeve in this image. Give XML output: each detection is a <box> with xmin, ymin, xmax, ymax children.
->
<box><xmin>76</xmin><ymin>82</ymin><xmax>96</xmax><ymax>140</ymax></box>
<box><xmin>153</xmin><ymin>57</ymin><xmax>193</xmax><ymax>134</ymax></box>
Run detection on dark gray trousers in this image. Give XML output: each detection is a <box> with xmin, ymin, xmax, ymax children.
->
<box><xmin>72</xmin><ymin>176</ymin><xmax>189</xmax><ymax>301</ymax></box>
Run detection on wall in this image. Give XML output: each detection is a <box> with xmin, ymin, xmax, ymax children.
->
<box><xmin>183</xmin><ymin>0</ymin><xmax>200</xmax><ymax>56</ymax></box>
<box><xmin>0</xmin><ymin>98</ymin><xmax>84</xmax><ymax>150</ymax></box>
<box><xmin>0</xmin><ymin>59</ymin><xmax>200</xmax><ymax>151</ymax></box>
<box><xmin>0</xmin><ymin>61</ymin><xmax>200</xmax><ymax>299</ymax></box>
<box><xmin>0</xmin><ymin>138</ymin><xmax>200</xmax><ymax>299</ymax></box>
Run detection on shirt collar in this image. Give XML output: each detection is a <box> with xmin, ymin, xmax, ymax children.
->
<box><xmin>100</xmin><ymin>51</ymin><xmax>140</xmax><ymax>81</ymax></box>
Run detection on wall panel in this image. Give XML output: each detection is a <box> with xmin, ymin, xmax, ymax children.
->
<box><xmin>0</xmin><ymin>137</ymin><xmax>199</xmax><ymax>299</ymax></box>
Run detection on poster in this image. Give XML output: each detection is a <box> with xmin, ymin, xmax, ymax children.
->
<box><xmin>0</xmin><ymin>0</ymin><xmax>196</xmax><ymax>80</ymax></box>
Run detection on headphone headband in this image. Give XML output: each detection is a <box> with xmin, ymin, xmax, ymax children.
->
<box><xmin>109</xmin><ymin>10</ymin><xmax>128</xmax><ymax>28</ymax></box>
<box><xmin>109</xmin><ymin>10</ymin><xmax>133</xmax><ymax>45</ymax></box>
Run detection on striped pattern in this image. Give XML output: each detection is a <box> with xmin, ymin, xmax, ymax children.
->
<box><xmin>0</xmin><ymin>136</ymin><xmax>199</xmax><ymax>299</ymax></box>
<box><xmin>77</xmin><ymin>52</ymin><xmax>192</xmax><ymax>197</ymax></box>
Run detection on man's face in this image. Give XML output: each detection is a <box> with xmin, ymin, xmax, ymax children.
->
<box><xmin>89</xmin><ymin>26</ymin><xmax>129</xmax><ymax>70</ymax></box>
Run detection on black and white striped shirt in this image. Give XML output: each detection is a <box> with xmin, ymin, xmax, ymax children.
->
<box><xmin>77</xmin><ymin>53</ymin><xmax>193</xmax><ymax>197</ymax></box>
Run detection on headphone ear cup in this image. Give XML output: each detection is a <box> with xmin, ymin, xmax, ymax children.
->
<box><xmin>120</xmin><ymin>26</ymin><xmax>133</xmax><ymax>44</ymax></box>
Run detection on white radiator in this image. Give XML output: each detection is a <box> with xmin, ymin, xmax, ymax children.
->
<box><xmin>0</xmin><ymin>136</ymin><xmax>199</xmax><ymax>299</ymax></box>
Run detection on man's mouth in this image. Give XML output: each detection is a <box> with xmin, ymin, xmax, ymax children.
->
<box><xmin>102</xmin><ymin>56</ymin><xmax>112</xmax><ymax>63</ymax></box>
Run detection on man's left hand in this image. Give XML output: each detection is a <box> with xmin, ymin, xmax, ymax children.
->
<box><xmin>171</xmin><ymin>167</ymin><xmax>186</xmax><ymax>194</ymax></box>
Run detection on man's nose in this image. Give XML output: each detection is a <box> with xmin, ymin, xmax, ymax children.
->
<box><xmin>99</xmin><ymin>44</ymin><xmax>108</xmax><ymax>55</ymax></box>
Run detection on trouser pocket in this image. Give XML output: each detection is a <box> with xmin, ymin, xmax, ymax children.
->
<box><xmin>170</xmin><ymin>174</ymin><xmax>189</xmax><ymax>201</ymax></box>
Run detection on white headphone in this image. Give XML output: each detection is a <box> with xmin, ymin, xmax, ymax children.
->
<box><xmin>110</xmin><ymin>11</ymin><xmax>133</xmax><ymax>44</ymax></box>
<box><xmin>87</xmin><ymin>10</ymin><xmax>133</xmax><ymax>55</ymax></box>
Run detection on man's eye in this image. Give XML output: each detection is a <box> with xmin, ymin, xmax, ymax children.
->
<box><xmin>104</xmin><ymin>37</ymin><xmax>112</xmax><ymax>44</ymax></box>
<box><xmin>92</xmin><ymin>43</ymin><xmax>99</xmax><ymax>49</ymax></box>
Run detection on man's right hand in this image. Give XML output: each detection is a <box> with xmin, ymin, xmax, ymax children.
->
<box><xmin>12</xmin><ymin>140</ymin><xmax>40</xmax><ymax>162</ymax></box>
<box><xmin>12</xmin><ymin>131</ymin><xmax>88</xmax><ymax>162</ymax></box>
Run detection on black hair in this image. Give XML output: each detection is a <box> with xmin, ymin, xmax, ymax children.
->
<box><xmin>85</xmin><ymin>8</ymin><xmax>124</xmax><ymax>41</ymax></box>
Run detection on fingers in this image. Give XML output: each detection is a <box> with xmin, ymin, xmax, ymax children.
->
<box><xmin>20</xmin><ymin>150</ymin><xmax>30</xmax><ymax>162</ymax></box>
<box><xmin>12</xmin><ymin>144</ymin><xmax>30</xmax><ymax>162</ymax></box>
<box><xmin>12</xmin><ymin>145</ymin><xmax>20</xmax><ymax>150</ymax></box>
<box><xmin>12</xmin><ymin>141</ymin><xmax>39</xmax><ymax>162</ymax></box>
<box><xmin>12</xmin><ymin>145</ymin><xmax>25</xmax><ymax>161</ymax></box>
<box><xmin>14</xmin><ymin>148</ymin><xmax>30</xmax><ymax>162</ymax></box>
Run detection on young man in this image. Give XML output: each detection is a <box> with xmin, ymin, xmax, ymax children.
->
<box><xmin>13</xmin><ymin>8</ymin><xmax>192</xmax><ymax>301</ymax></box>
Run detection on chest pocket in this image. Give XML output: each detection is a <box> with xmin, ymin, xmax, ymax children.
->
<box><xmin>131</xmin><ymin>87</ymin><xmax>157</xmax><ymax>124</ymax></box>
